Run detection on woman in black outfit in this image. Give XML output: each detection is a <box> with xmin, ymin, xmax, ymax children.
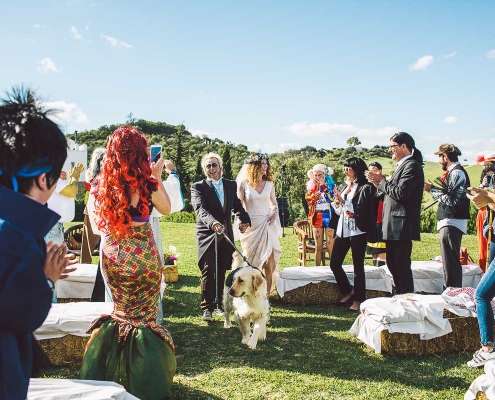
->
<box><xmin>330</xmin><ymin>157</ymin><xmax>377</xmax><ymax>311</ymax></box>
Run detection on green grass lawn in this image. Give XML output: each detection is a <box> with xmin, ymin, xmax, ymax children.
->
<box><xmin>49</xmin><ymin>222</ymin><xmax>483</xmax><ymax>399</ymax></box>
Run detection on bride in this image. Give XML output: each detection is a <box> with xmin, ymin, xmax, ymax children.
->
<box><xmin>236</xmin><ymin>153</ymin><xmax>282</xmax><ymax>296</ymax></box>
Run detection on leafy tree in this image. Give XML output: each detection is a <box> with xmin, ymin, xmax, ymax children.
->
<box><xmin>346</xmin><ymin>136</ymin><xmax>361</xmax><ymax>147</ymax></box>
<box><xmin>222</xmin><ymin>147</ymin><xmax>233</xmax><ymax>180</ymax></box>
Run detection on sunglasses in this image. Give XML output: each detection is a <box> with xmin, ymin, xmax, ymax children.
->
<box><xmin>205</xmin><ymin>163</ymin><xmax>219</xmax><ymax>169</ymax></box>
<box><xmin>343</xmin><ymin>167</ymin><xmax>352</xmax><ymax>172</ymax></box>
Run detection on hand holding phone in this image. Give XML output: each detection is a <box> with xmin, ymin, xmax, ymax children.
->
<box><xmin>150</xmin><ymin>145</ymin><xmax>162</xmax><ymax>163</ymax></box>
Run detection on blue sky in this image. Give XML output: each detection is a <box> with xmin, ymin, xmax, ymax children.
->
<box><xmin>2</xmin><ymin>0</ymin><xmax>494</xmax><ymax>163</ymax></box>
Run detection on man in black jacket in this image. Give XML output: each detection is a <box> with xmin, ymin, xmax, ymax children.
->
<box><xmin>424</xmin><ymin>144</ymin><xmax>470</xmax><ymax>288</ymax></box>
<box><xmin>191</xmin><ymin>152</ymin><xmax>251</xmax><ymax>321</ymax></box>
<box><xmin>366</xmin><ymin>132</ymin><xmax>424</xmax><ymax>294</ymax></box>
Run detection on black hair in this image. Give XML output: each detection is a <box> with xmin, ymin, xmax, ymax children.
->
<box><xmin>344</xmin><ymin>157</ymin><xmax>368</xmax><ymax>184</ymax></box>
<box><xmin>390</xmin><ymin>132</ymin><xmax>424</xmax><ymax>165</ymax></box>
<box><xmin>481</xmin><ymin>164</ymin><xmax>495</xmax><ymax>185</ymax></box>
<box><xmin>0</xmin><ymin>86</ymin><xmax>67</xmax><ymax>194</ymax></box>
<box><xmin>369</xmin><ymin>161</ymin><xmax>382</xmax><ymax>170</ymax></box>
<box><xmin>445</xmin><ymin>147</ymin><xmax>461</xmax><ymax>163</ymax></box>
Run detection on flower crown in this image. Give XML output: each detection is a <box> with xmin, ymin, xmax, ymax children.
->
<box><xmin>244</xmin><ymin>153</ymin><xmax>269</xmax><ymax>164</ymax></box>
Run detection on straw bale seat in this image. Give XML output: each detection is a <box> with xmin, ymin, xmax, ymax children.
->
<box><xmin>35</xmin><ymin>302</ymin><xmax>113</xmax><ymax>366</ymax></box>
<box><xmin>56</xmin><ymin>263</ymin><xmax>97</xmax><ymax>303</ymax></box>
<box><xmin>28</xmin><ymin>378</ymin><xmax>139</xmax><ymax>399</ymax></box>
<box><xmin>350</xmin><ymin>294</ymin><xmax>488</xmax><ymax>356</ymax></box>
<box><xmin>276</xmin><ymin>265</ymin><xmax>393</xmax><ymax>305</ymax></box>
<box><xmin>383</xmin><ymin>261</ymin><xmax>483</xmax><ymax>294</ymax></box>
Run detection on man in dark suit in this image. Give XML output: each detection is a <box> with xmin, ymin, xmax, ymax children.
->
<box><xmin>191</xmin><ymin>152</ymin><xmax>251</xmax><ymax>321</ymax></box>
<box><xmin>365</xmin><ymin>132</ymin><xmax>425</xmax><ymax>294</ymax></box>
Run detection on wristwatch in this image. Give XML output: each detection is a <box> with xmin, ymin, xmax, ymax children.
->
<box><xmin>46</xmin><ymin>278</ymin><xmax>55</xmax><ymax>292</ymax></box>
<box><xmin>170</xmin><ymin>169</ymin><xmax>177</xmax><ymax>175</ymax></box>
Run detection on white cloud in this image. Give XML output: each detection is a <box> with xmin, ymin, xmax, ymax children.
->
<box><xmin>486</xmin><ymin>50</ymin><xmax>495</xmax><ymax>59</ymax></box>
<box><xmin>85</xmin><ymin>25</ymin><xmax>90</xmax><ymax>31</ymax></box>
<box><xmin>70</xmin><ymin>26</ymin><xmax>82</xmax><ymax>39</ymax></box>
<box><xmin>278</xmin><ymin>142</ymin><xmax>301</xmax><ymax>152</ymax></box>
<box><xmin>33</xmin><ymin>23</ymin><xmax>45</xmax><ymax>29</ymax></box>
<box><xmin>36</xmin><ymin>57</ymin><xmax>62</xmax><ymax>73</ymax></box>
<box><xmin>43</xmin><ymin>101</ymin><xmax>89</xmax><ymax>124</ymax></box>
<box><xmin>443</xmin><ymin>51</ymin><xmax>457</xmax><ymax>58</ymax></box>
<box><xmin>444</xmin><ymin>116</ymin><xmax>459</xmax><ymax>124</ymax></box>
<box><xmin>100</xmin><ymin>34</ymin><xmax>133</xmax><ymax>48</ymax></box>
<box><xmin>409</xmin><ymin>55</ymin><xmax>434</xmax><ymax>71</ymax></box>
<box><xmin>189</xmin><ymin>128</ymin><xmax>217</xmax><ymax>139</ymax></box>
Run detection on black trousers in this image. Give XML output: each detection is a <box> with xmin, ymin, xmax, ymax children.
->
<box><xmin>330</xmin><ymin>233</ymin><xmax>368</xmax><ymax>302</ymax></box>
<box><xmin>439</xmin><ymin>225</ymin><xmax>463</xmax><ymax>288</ymax></box>
<box><xmin>386</xmin><ymin>240</ymin><xmax>414</xmax><ymax>294</ymax></box>
<box><xmin>198</xmin><ymin>238</ymin><xmax>233</xmax><ymax>311</ymax></box>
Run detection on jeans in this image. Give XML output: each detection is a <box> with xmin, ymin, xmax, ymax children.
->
<box><xmin>475</xmin><ymin>258</ymin><xmax>495</xmax><ymax>347</ymax></box>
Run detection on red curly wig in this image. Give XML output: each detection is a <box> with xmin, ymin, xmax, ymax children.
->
<box><xmin>94</xmin><ymin>125</ymin><xmax>157</xmax><ymax>238</ymax></box>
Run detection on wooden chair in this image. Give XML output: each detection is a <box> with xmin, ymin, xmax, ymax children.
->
<box><xmin>64</xmin><ymin>224</ymin><xmax>99</xmax><ymax>257</ymax></box>
<box><xmin>293</xmin><ymin>220</ymin><xmax>334</xmax><ymax>266</ymax></box>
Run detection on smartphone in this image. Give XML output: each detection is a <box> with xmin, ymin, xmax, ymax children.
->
<box><xmin>150</xmin><ymin>145</ymin><xmax>162</xmax><ymax>163</ymax></box>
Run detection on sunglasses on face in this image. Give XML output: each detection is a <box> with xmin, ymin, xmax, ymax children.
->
<box><xmin>205</xmin><ymin>163</ymin><xmax>219</xmax><ymax>169</ymax></box>
<box><xmin>343</xmin><ymin>167</ymin><xmax>352</xmax><ymax>172</ymax></box>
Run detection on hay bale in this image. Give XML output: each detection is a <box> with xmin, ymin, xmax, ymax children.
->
<box><xmin>38</xmin><ymin>335</ymin><xmax>89</xmax><ymax>366</ymax></box>
<box><xmin>57</xmin><ymin>298</ymin><xmax>90</xmax><ymax>303</ymax></box>
<box><xmin>281</xmin><ymin>281</ymin><xmax>390</xmax><ymax>306</ymax></box>
<box><xmin>381</xmin><ymin>314</ymin><xmax>484</xmax><ymax>356</ymax></box>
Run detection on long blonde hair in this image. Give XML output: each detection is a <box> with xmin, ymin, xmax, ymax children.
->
<box><xmin>245</xmin><ymin>153</ymin><xmax>274</xmax><ymax>187</ymax></box>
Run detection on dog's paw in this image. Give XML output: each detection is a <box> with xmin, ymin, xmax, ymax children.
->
<box><xmin>258</xmin><ymin>331</ymin><xmax>266</xmax><ymax>341</ymax></box>
<box><xmin>247</xmin><ymin>338</ymin><xmax>258</xmax><ymax>350</ymax></box>
<box><xmin>241</xmin><ymin>336</ymin><xmax>250</xmax><ymax>345</ymax></box>
<box><xmin>224</xmin><ymin>321</ymin><xmax>232</xmax><ymax>328</ymax></box>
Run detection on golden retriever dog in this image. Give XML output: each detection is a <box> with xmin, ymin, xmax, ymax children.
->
<box><xmin>223</xmin><ymin>266</ymin><xmax>269</xmax><ymax>350</ymax></box>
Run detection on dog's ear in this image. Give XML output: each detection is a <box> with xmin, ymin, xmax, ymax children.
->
<box><xmin>252</xmin><ymin>273</ymin><xmax>264</xmax><ymax>291</ymax></box>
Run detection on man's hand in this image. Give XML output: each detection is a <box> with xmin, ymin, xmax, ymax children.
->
<box><xmin>212</xmin><ymin>222</ymin><xmax>224</xmax><ymax>233</ymax></box>
<box><xmin>467</xmin><ymin>187</ymin><xmax>494</xmax><ymax>208</ymax></box>
<box><xmin>423</xmin><ymin>180</ymin><xmax>433</xmax><ymax>193</ymax></box>
<box><xmin>44</xmin><ymin>242</ymin><xmax>75</xmax><ymax>283</ymax></box>
<box><xmin>239</xmin><ymin>223</ymin><xmax>249</xmax><ymax>233</ymax></box>
<box><xmin>365</xmin><ymin>170</ymin><xmax>385</xmax><ymax>188</ymax></box>
<box><xmin>164</xmin><ymin>160</ymin><xmax>177</xmax><ymax>174</ymax></box>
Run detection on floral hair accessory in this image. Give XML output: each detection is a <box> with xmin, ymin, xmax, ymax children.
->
<box><xmin>244</xmin><ymin>152</ymin><xmax>269</xmax><ymax>164</ymax></box>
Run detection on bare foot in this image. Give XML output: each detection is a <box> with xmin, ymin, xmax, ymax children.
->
<box><xmin>349</xmin><ymin>301</ymin><xmax>360</xmax><ymax>311</ymax></box>
<box><xmin>338</xmin><ymin>290</ymin><xmax>354</xmax><ymax>304</ymax></box>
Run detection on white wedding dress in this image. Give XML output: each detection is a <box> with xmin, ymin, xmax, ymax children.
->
<box><xmin>237</xmin><ymin>180</ymin><xmax>282</xmax><ymax>271</ymax></box>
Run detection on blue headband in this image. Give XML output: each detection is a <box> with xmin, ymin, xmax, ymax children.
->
<box><xmin>5</xmin><ymin>162</ymin><xmax>52</xmax><ymax>192</ymax></box>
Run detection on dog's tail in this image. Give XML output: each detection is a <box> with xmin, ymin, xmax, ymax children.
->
<box><xmin>231</xmin><ymin>251</ymin><xmax>244</xmax><ymax>270</ymax></box>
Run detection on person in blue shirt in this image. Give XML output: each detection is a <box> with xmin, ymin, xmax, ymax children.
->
<box><xmin>0</xmin><ymin>87</ymin><xmax>75</xmax><ymax>399</ymax></box>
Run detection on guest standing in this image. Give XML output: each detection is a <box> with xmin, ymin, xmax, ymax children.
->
<box><xmin>365</xmin><ymin>162</ymin><xmax>387</xmax><ymax>266</ymax></box>
<box><xmin>236</xmin><ymin>152</ymin><xmax>282</xmax><ymax>295</ymax></box>
<box><xmin>0</xmin><ymin>87</ymin><xmax>75</xmax><ymax>400</ymax></box>
<box><xmin>365</xmin><ymin>132</ymin><xmax>424</xmax><ymax>294</ymax></box>
<box><xmin>465</xmin><ymin>187</ymin><xmax>495</xmax><ymax>367</ymax></box>
<box><xmin>423</xmin><ymin>144</ymin><xmax>470</xmax><ymax>288</ymax></box>
<box><xmin>191</xmin><ymin>153</ymin><xmax>251</xmax><ymax>321</ymax></box>
<box><xmin>80</xmin><ymin>126</ymin><xmax>176</xmax><ymax>399</ymax></box>
<box><xmin>305</xmin><ymin>164</ymin><xmax>337</xmax><ymax>265</ymax></box>
<box><xmin>330</xmin><ymin>157</ymin><xmax>377</xmax><ymax>311</ymax></box>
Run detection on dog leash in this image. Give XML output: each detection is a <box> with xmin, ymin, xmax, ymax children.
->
<box><xmin>215</xmin><ymin>229</ymin><xmax>266</xmax><ymax>279</ymax></box>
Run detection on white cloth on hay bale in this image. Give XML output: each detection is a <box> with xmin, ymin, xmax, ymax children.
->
<box><xmin>382</xmin><ymin>261</ymin><xmax>483</xmax><ymax>293</ymax></box>
<box><xmin>348</xmin><ymin>294</ymin><xmax>473</xmax><ymax>353</ymax></box>
<box><xmin>28</xmin><ymin>378</ymin><xmax>139</xmax><ymax>399</ymax></box>
<box><xmin>465</xmin><ymin>360</ymin><xmax>495</xmax><ymax>400</ymax></box>
<box><xmin>34</xmin><ymin>302</ymin><xmax>113</xmax><ymax>340</ymax></box>
<box><xmin>276</xmin><ymin>265</ymin><xmax>393</xmax><ymax>298</ymax></box>
<box><xmin>56</xmin><ymin>263</ymin><xmax>97</xmax><ymax>299</ymax></box>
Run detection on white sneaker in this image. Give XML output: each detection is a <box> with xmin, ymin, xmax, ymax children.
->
<box><xmin>467</xmin><ymin>349</ymin><xmax>495</xmax><ymax>367</ymax></box>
